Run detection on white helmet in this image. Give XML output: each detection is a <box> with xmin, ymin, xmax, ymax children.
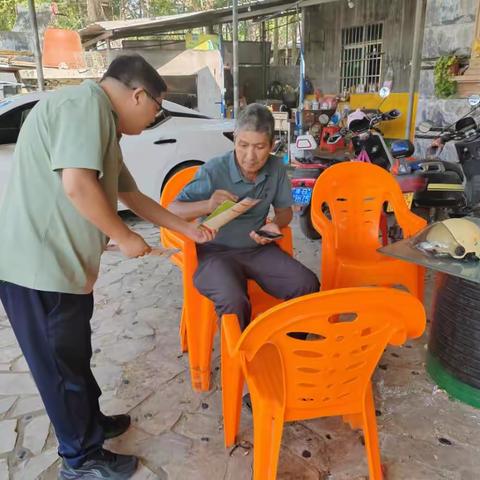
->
<box><xmin>413</xmin><ymin>217</ymin><xmax>480</xmax><ymax>259</ymax></box>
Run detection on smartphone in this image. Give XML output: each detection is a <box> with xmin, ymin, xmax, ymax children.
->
<box><xmin>254</xmin><ymin>230</ymin><xmax>284</xmax><ymax>240</ymax></box>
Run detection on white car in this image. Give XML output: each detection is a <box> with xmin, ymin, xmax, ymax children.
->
<box><xmin>0</xmin><ymin>92</ymin><xmax>234</xmax><ymax>208</ymax></box>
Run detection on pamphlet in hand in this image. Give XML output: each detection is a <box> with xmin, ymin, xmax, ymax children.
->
<box><xmin>202</xmin><ymin>197</ymin><xmax>260</xmax><ymax>230</ymax></box>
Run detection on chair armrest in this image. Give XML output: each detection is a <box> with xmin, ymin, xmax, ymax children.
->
<box><xmin>277</xmin><ymin>225</ymin><xmax>293</xmax><ymax>255</ymax></box>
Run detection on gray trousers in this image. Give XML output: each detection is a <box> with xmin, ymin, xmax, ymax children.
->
<box><xmin>194</xmin><ymin>243</ymin><xmax>320</xmax><ymax>330</ymax></box>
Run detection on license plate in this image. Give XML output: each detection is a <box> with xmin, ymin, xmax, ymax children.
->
<box><xmin>387</xmin><ymin>192</ymin><xmax>414</xmax><ymax>213</ymax></box>
<box><xmin>292</xmin><ymin>187</ymin><xmax>312</xmax><ymax>206</ymax></box>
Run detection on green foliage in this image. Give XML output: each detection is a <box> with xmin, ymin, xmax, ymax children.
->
<box><xmin>53</xmin><ymin>1</ymin><xmax>87</xmax><ymax>30</ymax></box>
<box><xmin>434</xmin><ymin>55</ymin><xmax>458</xmax><ymax>99</ymax></box>
<box><xmin>0</xmin><ymin>0</ymin><xmax>27</xmax><ymax>31</ymax></box>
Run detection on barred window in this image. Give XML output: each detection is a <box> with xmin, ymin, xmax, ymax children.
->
<box><xmin>340</xmin><ymin>23</ymin><xmax>383</xmax><ymax>93</ymax></box>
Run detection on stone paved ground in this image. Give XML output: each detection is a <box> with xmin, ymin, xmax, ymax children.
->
<box><xmin>1</xmin><ymin>214</ymin><xmax>480</xmax><ymax>480</ymax></box>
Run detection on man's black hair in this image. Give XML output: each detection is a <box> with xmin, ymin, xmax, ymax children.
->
<box><xmin>102</xmin><ymin>54</ymin><xmax>167</xmax><ymax>97</ymax></box>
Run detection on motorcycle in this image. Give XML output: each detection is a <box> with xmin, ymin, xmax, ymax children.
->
<box><xmin>291</xmin><ymin>87</ymin><xmax>403</xmax><ymax>239</ymax></box>
<box><xmin>413</xmin><ymin>93</ymin><xmax>480</xmax><ymax>220</ymax></box>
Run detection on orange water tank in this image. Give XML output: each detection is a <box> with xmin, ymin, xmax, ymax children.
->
<box><xmin>43</xmin><ymin>28</ymin><xmax>85</xmax><ymax>69</ymax></box>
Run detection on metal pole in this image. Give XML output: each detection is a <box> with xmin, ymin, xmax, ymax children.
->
<box><xmin>299</xmin><ymin>7</ymin><xmax>306</xmax><ymax>130</ymax></box>
<box><xmin>405</xmin><ymin>0</ymin><xmax>426</xmax><ymax>139</ymax></box>
<box><xmin>232</xmin><ymin>0</ymin><xmax>239</xmax><ymax>117</ymax></box>
<box><xmin>27</xmin><ymin>0</ymin><xmax>45</xmax><ymax>92</ymax></box>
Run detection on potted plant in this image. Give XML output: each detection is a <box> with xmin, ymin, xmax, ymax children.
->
<box><xmin>434</xmin><ymin>55</ymin><xmax>458</xmax><ymax>98</ymax></box>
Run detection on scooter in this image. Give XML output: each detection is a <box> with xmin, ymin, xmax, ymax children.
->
<box><xmin>412</xmin><ymin>94</ymin><xmax>480</xmax><ymax>220</ymax></box>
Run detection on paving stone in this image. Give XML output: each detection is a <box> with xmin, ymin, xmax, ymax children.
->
<box><xmin>281</xmin><ymin>422</ymin><xmax>329</xmax><ymax>473</ymax></box>
<box><xmin>98</xmin><ymin>337</ymin><xmax>156</xmax><ymax>365</ymax></box>
<box><xmin>0</xmin><ymin>329</ymin><xmax>18</xmax><ymax>348</ymax></box>
<box><xmin>11</xmin><ymin>356</ymin><xmax>29</xmax><ymax>373</ymax></box>
<box><xmin>0</xmin><ymin>345</ymin><xmax>22</xmax><ymax>364</ymax></box>
<box><xmin>14</xmin><ymin>448</ymin><xmax>58</xmax><ymax>480</ymax></box>
<box><xmin>23</xmin><ymin>414</ymin><xmax>50</xmax><ymax>455</ymax></box>
<box><xmin>0</xmin><ymin>373</ymin><xmax>37</xmax><ymax>395</ymax></box>
<box><xmin>10</xmin><ymin>396</ymin><xmax>45</xmax><ymax>418</ymax></box>
<box><xmin>0</xmin><ymin>459</ymin><xmax>8</xmax><ymax>480</ymax></box>
<box><xmin>0</xmin><ymin>396</ymin><xmax>17</xmax><ymax>415</ymax></box>
<box><xmin>130</xmin><ymin>463</ymin><xmax>163</xmax><ymax>480</ymax></box>
<box><xmin>130</xmin><ymin>381</ymin><xmax>201</xmax><ymax>436</ymax></box>
<box><xmin>0</xmin><ymin>419</ymin><xmax>17</xmax><ymax>454</ymax></box>
<box><xmin>173</xmin><ymin>412</ymin><xmax>223</xmax><ymax>440</ymax></box>
<box><xmin>106</xmin><ymin>425</ymin><xmax>153</xmax><ymax>453</ymax></box>
<box><xmin>91</xmin><ymin>364</ymin><xmax>123</xmax><ymax>392</ymax></box>
<box><xmin>276</xmin><ymin>447</ymin><xmax>325</xmax><ymax>479</ymax></box>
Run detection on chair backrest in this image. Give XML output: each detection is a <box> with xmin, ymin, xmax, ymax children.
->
<box><xmin>311</xmin><ymin>162</ymin><xmax>426</xmax><ymax>261</ymax></box>
<box><xmin>160</xmin><ymin>166</ymin><xmax>199</xmax><ymax>207</ymax></box>
<box><xmin>237</xmin><ymin>287</ymin><xmax>425</xmax><ymax>420</ymax></box>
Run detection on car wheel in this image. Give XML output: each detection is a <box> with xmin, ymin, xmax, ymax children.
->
<box><xmin>161</xmin><ymin>160</ymin><xmax>204</xmax><ymax>193</ymax></box>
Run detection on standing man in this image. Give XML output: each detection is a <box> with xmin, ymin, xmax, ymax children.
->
<box><xmin>169</xmin><ymin>103</ymin><xmax>320</xmax><ymax>331</ymax></box>
<box><xmin>0</xmin><ymin>54</ymin><xmax>214</xmax><ymax>479</ymax></box>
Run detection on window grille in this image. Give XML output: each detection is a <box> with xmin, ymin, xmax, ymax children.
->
<box><xmin>340</xmin><ymin>23</ymin><xmax>383</xmax><ymax>93</ymax></box>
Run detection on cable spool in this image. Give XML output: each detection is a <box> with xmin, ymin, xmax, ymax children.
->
<box><xmin>428</xmin><ymin>273</ymin><xmax>480</xmax><ymax>405</ymax></box>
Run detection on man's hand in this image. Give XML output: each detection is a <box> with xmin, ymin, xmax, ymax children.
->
<box><xmin>116</xmin><ymin>231</ymin><xmax>152</xmax><ymax>258</ymax></box>
<box><xmin>250</xmin><ymin>222</ymin><xmax>282</xmax><ymax>246</ymax></box>
<box><xmin>185</xmin><ymin>224</ymin><xmax>216</xmax><ymax>244</ymax></box>
<box><xmin>207</xmin><ymin>190</ymin><xmax>238</xmax><ymax>213</ymax></box>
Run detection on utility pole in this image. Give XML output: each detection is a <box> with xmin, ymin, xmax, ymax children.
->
<box><xmin>232</xmin><ymin>0</ymin><xmax>239</xmax><ymax>118</ymax></box>
<box><xmin>27</xmin><ymin>0</ymin><xmax>45</xmax><ymax>92</ymax></box>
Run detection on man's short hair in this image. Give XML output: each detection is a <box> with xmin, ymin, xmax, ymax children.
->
<box><xmin>102</xmin><ymin>54</ymin><xmax>167</xmax><ymax>97</ymax></box>
<box><xmin>235</xmin><ymin>103</ymin><xmax>275</xmax><ymax>142</ymax></box>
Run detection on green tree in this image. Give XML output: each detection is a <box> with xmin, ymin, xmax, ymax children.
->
<box><xmin>0</xmin><ymin>0</ymin><xmax>27</xmax><ymax>31</ymax></box>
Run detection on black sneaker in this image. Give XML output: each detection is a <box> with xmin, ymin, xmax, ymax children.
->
<box><xmin>58</xmin><ymin>448</ymin><xmax>138</xmax><ymax>479</ymax></box>
<box><xmin>99</xmin><ymin>414</ymin><xmax>131</xmax><ymax>440</ymax></box>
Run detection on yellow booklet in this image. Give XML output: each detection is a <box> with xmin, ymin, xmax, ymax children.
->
<box><xmin>202</xmin><ymin>197</ymin><xmax>260</xmax><ymax>230</ymax></box>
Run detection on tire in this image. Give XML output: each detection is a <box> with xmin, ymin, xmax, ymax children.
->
<box><xmin>161</xmin><ymin>160</ymin><xmax>203</xmax><ymax>193</ymax></box>
<box><xmin>299</xmin><ymin>205</ymin><xmax>321</xmax><ymax>240</ymax></box>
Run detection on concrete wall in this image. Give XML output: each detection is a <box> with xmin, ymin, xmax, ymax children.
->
<box><xmin>304</xmin><ymin>0</ymin><xmax>417</xmax><ymax>94</ymax></box>
<box><xmin>416</xmin><ymin>0</ymin><xmax>477</xmax><ymax>157</ymax></box>
<box><xmin>0</xmin><ymin>5</ymin><xmax>52</xmax><ymax>52</ymax></box>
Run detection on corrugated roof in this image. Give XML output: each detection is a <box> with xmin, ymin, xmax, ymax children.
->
<box><xmin>79</xmin><ymin>0</ymin><xmax>300</xmax><ymax>42</ymax></box>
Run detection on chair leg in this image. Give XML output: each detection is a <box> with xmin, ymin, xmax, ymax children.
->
<box><xmin>179</xmin><ymin>306</ymin><xmax>188</xmax><ymax>353</ymax></box>
<box><xmin>185</xmin><ymin>295</ymin><xmax>216</xmax><ymax>392</ymax></box>
<box><xmin>362</xmin><ymin>384</ymin><xmax>383</xmax><ymax>480</ymax></box>
<box><xmin>221</xmin><ymin>329</ymin><xmax>244</xmax><ymax>447</ymax></box>
<box><xmin>251</xmin><ymin>394</ymin><xmax>284</xmax><ymax>480</ymax></box>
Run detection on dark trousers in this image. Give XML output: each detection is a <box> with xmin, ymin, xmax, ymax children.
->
<box><xmin>194</xmin><ymin>243</ymin><xmax>320</xmax><ymax>330</ymax></box>
<box><xmin>0</xmin><ymin>281</ymin><xmax>104</xmax><ymax>468</ymax></box>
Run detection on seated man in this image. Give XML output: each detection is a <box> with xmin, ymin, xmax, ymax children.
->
<box><xmin>169</xmin><ymin>103</ymin><xmax>320</xmax><ymax>330</ymax></box>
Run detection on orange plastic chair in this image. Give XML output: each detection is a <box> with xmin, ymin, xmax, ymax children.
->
<box><xmin>160</xmin><ymin>166</ymin><xmax>294</xmax><ymax>391</ymax></box>
<box><xmin>221</xmin><ymin>287</ymin><xmax>426</xmax><ymax>480</ymax></box>
<box><xmin>311</xmin><ymin>162</ymin><xmax>426</xmax><ymax>299</ymax></box>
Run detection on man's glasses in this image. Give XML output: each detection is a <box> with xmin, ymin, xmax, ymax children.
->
<box><xmin>142</xmin><ymin>88</ymin><xmax>163</xmax><ymax>112</ymax></box>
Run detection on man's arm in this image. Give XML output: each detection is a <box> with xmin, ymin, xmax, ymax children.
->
<box><xmin>271</xmin><ymin>206</ymin><xmax>293</xmax><ymax>228</ymax></box>
<box><xmin>119</xmin><ymin>190</ymin><xmax>215</xmax><ymax>243</ymax></box>
<box><xmin>62</xmin><ymin>168</ymin><xmax>151</xmax><ymax>258</ymax></box>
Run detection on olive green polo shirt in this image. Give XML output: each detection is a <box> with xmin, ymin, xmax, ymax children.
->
<box><xmin>0</xmin><ymin>80</ymin><xmax>137</xmax><ymax>294</ymax></box>
<box><xmin>176</xmin><ymin>151</ymin><xmax>293</xmax><ymax>248</ymax></box>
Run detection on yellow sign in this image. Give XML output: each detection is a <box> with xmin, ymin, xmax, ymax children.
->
<box><xmin>185</xmin><ymin>34</ymin><xmax>219</xmax><ymax>51</ymax></box>
<box><xmin>387</xmin><ymin>192</ymin><xmax>414</xmax><ymax>213</ymax></box>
